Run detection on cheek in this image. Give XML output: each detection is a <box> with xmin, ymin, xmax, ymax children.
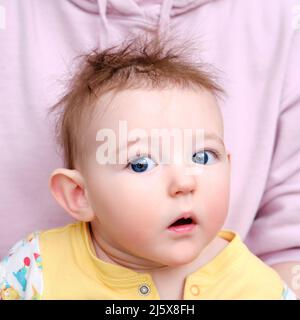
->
<box><xmin>199</xmin><ymin>168</ymin><xmax>230</xmax><ymax>232</ymax></box>
<box><xmin>207</xmin><ymin>188</ymin><xmax>229</xmax><ymax>223</ymax></box>
<box><xmin>87</xmin><ymin>172</ymin><xmax>162</xmax><ymax>232</ymax></box>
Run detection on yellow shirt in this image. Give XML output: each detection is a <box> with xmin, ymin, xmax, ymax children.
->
<box><xmin>2</xmin><ymin>222</ymin><xmax>295</xmax><ymax>300</ymax></box>
<box><xmin>35</xmin><ymin>222</ymin><xmax>286</xmax><ymax>300</ymax></box>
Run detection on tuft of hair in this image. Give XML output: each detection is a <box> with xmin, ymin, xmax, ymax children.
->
<box><xmin>49</xmin><ymin>34</ymin><xmax>224</xmax><ymax>169</ymax></box>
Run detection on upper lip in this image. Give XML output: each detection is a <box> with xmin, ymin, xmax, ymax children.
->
<box><xmin>168</xmin><ymin>211</ymin><xmax>198</xmax><ymax>228</ymax></box>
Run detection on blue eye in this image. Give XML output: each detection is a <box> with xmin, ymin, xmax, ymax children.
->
<box><xmin>128</xmin><ymin>156</ymin><xmax>157</xmax><ymax>173</ymax></box>
<box><xmin>192</xmin><ymin>150</ymin><xmax>219</xmax><ymax>165</ymax></box>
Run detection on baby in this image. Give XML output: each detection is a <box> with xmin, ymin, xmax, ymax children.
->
<box><xmin>0</xmin><ymin>36</ymin><xmax>297</xmax><ymax>300</ymax></box>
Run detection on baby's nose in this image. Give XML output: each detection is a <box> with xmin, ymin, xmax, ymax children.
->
<box><xmin>167</xmin><ymin>164</ymin><xmax>197</xmax><ymax>197</ymax></box>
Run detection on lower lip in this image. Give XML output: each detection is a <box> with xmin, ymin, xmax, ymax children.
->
<box><xmin>168</xmin><ymin>223</ymin><xmax>196</xmax><ymax>234</ymax></box>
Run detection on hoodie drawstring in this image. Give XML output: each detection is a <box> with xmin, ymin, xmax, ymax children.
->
<box><xmin>97</xmin><ymin>0</ymin><xmax>174</xmax><ymax>48</ymax></box>
<box><xmin>97</xmin><ymin>0</ymin><xmax>109</xmax><ymax>47</ymax></box>
<box><xmin>158</xmin><ymin>0</ymin><xmax>174</xmax><ymax>36</ymax></box>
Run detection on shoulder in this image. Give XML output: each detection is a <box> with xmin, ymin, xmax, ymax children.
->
<box><xmin>38</xmin><ymin>222</ymin><xmax>84</xmax><ymax>257</ymax></box>
<box><xmin>38</xmin><ymin>222</ymin><xmax>86</xmax><ymax>273</ymax></box>
<box><xmin>39</xmin><ymin>222</ymin><xmax>82</xmax><ymax>242</ymax></box>
<box><xmin>235</xmin><ymin>241</ymin><xmax>298</xmax><ymax>299</ymax></box>
<box><xmin>0</xmin><ymin>232</ymin><xmax>43</xmax><ymax>300</ymax></box>
<box><xmin>218</xmin><ymin>231</ymin><xmax>287</xmax><ymax>299</ymax></box>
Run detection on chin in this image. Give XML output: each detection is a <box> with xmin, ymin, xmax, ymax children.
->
<box><xmin>163</xmin><ymin>248</ymin><xmax>201</xmax><ymax>267</ymax></box>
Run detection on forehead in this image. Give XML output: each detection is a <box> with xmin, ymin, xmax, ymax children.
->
<box><xmin>91</xmin><ymin>88</ymin><xmax>223</xmax><ymax>135</ymax></box>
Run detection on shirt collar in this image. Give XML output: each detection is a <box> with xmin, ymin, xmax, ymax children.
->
<box><xmin>74</xmin><ymin>222</ymin><xmax>245</xmax><ymax>288</ymax></box>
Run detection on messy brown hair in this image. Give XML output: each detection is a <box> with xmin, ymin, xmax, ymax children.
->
<box><xmin>50</xmin><ymin>34</ymin><xmax>224</xmax><ymax>169</ymax></box>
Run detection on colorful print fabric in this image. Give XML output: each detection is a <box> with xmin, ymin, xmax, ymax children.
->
<box><xmin>0</xmin><ymin>233</ymin><xmax>43</xmax><ymax>300</ymax></box>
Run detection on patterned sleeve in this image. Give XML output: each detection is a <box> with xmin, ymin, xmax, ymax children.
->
<box><xmin>281</xmin><ymin>283</ymin><xmax>298</xmax><ymax>300</ymax></box>
<box><xmin>0</xmin><ymin>232</ymin><xmax>43</xmax><ymax>300</ymax></box>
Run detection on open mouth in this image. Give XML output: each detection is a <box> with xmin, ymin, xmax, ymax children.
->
<box><xmin>169</xmin><ymin>217</ymin><xmax>194</xmax><ymax>227</ymax></box>
<box><xmin>168</xmin><ymin>216</ymin><xmax>197</xmax><ymax>234</ymax></box>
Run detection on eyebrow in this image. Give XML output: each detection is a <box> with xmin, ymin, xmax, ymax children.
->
<box><xmin>204</xmin><ymin>132</ymin><xmax>225</xmax><ymax>148</ymax></box>
<box><xmin>115</xmin><ymin>131</ymin><xmax>225</xmax><ymax>152</ymax></box>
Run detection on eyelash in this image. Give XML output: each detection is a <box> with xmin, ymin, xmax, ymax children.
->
<box><xmin>205</xmin><ymin>149</ymin><xmax>222</xmax><ymax>160</ymax></box>
<box><xmin>126</xmin><ymin>152</ymin><xmax>153</xmax><ymax>168</ymax></box>
<box><xmin>126</xmin><ymin>149</ymin><xmax>222</xmax><ymax>166</ymax></box>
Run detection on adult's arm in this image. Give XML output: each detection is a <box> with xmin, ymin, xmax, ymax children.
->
<box><xmin>246</xmin><ymin>11</ymin><xmax>300</xmax><ymax>296</ymax></box>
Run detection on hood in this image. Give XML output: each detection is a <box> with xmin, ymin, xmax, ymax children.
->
<box><xmin>68</xmin><ymin>0</ymin><xmax>214</xmax><ymax>16</ymax></box>
<box><xmin>68</xmin><ymin>0</ymin><xmax>214</xmax><ymax>47</ymax></box>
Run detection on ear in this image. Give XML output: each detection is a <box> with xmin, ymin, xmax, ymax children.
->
<box><xmin>49</xmin><ymin>168</ymin><xmax>94</xmax><ymax>222</ymax></box>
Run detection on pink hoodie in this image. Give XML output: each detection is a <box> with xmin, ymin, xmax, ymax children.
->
<box><xmin>0</xmin><ymin>0</ymin><xmax>299</xmax><ymax>265</ymax></box>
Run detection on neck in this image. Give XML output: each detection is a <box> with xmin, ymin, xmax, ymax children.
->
<box><xmin>89</xmin><ymin>222</ymin><xmax>228</xmax><ymax>276</ymax></box>
<box><xmin>89</xmin><ymin>223</ymin><xmax>228</xmax><ymax>300</ymax></box>
<box><xmin>89</xmin><ymin>223</ymin><xmax>166</xmax><ymax>271</ymax></box>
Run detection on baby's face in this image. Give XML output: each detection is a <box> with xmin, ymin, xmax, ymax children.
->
<box><xmin>82</xmin><ymin>87</ymin><xmax>231</xmax><ymax>267</ymax></box>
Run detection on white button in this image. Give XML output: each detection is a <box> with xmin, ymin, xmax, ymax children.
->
<box><xmin>138</xmin><ymin>284</ymin><xmax>151</xmax><ymax>296</ymax></box>
<box><xmin>190</xmin><ymin>284</ymin><xmax>200</xmax><ymax>296</ymax></box>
